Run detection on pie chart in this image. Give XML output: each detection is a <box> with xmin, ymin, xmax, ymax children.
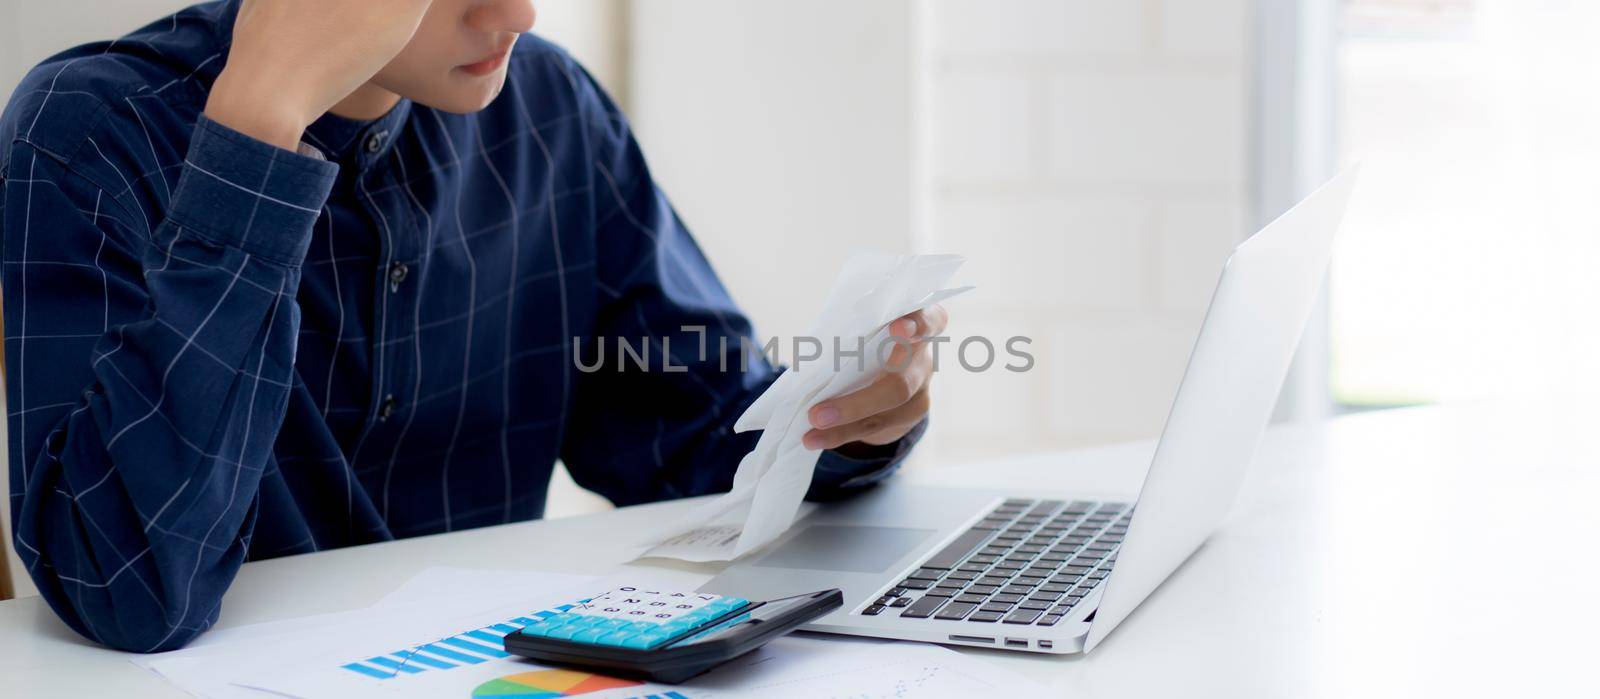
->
<box><xmin>470</xmin><ymin>668</ymin><xmax>641</xmax><ymax>697</ymax></box>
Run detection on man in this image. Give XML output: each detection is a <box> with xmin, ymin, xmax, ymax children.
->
<box><xmin>0</xmin><ymin>0</ymin><xmax>944</xmax><ymax>652</ymax></box>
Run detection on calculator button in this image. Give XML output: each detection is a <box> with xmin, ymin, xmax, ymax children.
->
<box><xmin>570</xmin><ymin>627</ymin><xmax>609</xmax><ymax>643</ymax></box>
<box><xmin>659</xmin><ymin>620</ymin><xmax>694</xmax><ymax>636</ymax></box>
<box><xmin>598</xmin><ymin>630</ymin><xmax>638</xmax><ymax>646</ymax></box>
<box><xmin>546</xmin><ymin>625</ymin><xmax>585</xmax><ymax>640</ymax></box>
<box><xmin>620</xmin><ymin>631</ymin><xmax>667</xmax><ymax>650</ymax></box>
<box><xmin>517</xmin><ymin>622</ymin><xmax>556</xmax><ymax>637</ymax></box>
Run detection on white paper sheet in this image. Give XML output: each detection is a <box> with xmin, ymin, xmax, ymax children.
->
<box><xmin>638</xmin><ymin>253</ymin><xmax>971</xmax><ymax>562</ymax></box>
<box><xmin>134</xmin><ymin>567</ymin><xmax>1045</xmax><ymax>699</ymax></box>
<box><xmin>132</xmin><ymin>568</ymin><xmax>600</xmax><ymax>698</ymax></box>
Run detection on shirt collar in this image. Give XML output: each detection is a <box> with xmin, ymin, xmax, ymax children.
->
<box><xmin>302</xmin><ymin>100</ymin><xmax>413</xmax><ymax>171</ymax></box>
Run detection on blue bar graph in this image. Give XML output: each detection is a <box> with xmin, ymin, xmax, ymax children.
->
<box><xmin>338</xmin><ymin>603</ymin><xmax>576</xmax><ymax>680</ymax></box>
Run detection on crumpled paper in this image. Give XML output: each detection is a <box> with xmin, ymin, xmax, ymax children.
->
<box><xmin>637</xmin><ymin>252</ymin><xmax>971</xmax><ymax>562</ymax></box>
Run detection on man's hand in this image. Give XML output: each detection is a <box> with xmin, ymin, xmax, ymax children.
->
<box><xmin>205</xmin><ymin>0</ymin><xmax>437</xmax><ymax>150</ymax></box>
<box><xmin>802</xmin><ymin>304</ymin><xmax>949</xmax><ymax>452</ymax></box>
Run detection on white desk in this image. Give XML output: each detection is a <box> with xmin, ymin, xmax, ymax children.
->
<box><xmin>4</xmin><ymin>398</ymin><xmax>1598</xmax><ymax>697</ymax></box>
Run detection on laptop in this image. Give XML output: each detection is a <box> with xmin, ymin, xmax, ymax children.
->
<box><xmin>700</xmin><ymin>169</ymin><xmax>1359</xmax><ymax>654</ymax></box>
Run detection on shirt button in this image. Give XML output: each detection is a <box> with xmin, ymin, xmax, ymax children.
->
<box><xmin>388</xmin><ymin>261</ymin><xmax>409</xmax><ymax>291</ymax></box>
<box><xmin>365</xmin><ymin>130</ymin><xmax>388</xmax><ymax>154</ymax></box>
<box><xmin>377</xmin><ymin>394</ymin><xmax>397</xmax><ymax>421</ymax></box>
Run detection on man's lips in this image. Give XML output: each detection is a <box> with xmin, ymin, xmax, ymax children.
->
<box><xmin>459</xmin><ymin>44</ymin><xmax>512</xmax><ymax>76</ymax></box>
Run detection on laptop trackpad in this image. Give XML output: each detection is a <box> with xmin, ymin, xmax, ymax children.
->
<box><xmin>751</xmin><ymin>525</ymin><xmax>935</xmax><ymax>574</ymax></box>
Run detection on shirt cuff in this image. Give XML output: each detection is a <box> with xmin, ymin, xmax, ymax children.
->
<box><xmin>165</xmin><ymin>115</ymin><xmax>339</xmax><ymax>266</ymax></box>
<box><xmin>808</xmin><ymin>418</ymin><xmax>929</xmax><ymax>499</ymax></box>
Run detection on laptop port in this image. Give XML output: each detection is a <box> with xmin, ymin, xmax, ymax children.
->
<box><xmin>1004</xmin><ymin>638</ymin><xmax>1029</xmax><ymax>648</ymax></box>
<box><xmin>1039</xmin><ymin>640</ymin><xmax>1053</xmax><ymax>649</ymax></box>
<box><xmin>948</xmin><ymin>635</ymin><xmax>995</xmax><ymax>644</ymax></box>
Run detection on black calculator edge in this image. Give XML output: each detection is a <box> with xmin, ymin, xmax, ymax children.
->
<box><xmin>503</xmin><ymin>589</ymin><xmax>843</xmax><ymax>684</ymax></box>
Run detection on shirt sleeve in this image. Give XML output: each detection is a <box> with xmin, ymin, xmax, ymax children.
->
<box><xmin>2</xmin><ymin>115</ymin><xmax>336</xmax><ymax>652</ymax></box>
<box><xmin>554</xmin><ymin>59</ymin><xmax>918</xmax><ymax>507</ymax></box>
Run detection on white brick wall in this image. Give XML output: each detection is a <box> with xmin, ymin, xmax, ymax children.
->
<box><xmin>922</xmin><ymin>0</ymin><xmax>1253</xmax><ymax>461</ymax></box>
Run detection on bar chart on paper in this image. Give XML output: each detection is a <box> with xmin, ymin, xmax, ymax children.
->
<box><xmin>229</xmin><ymin>593</ymin><xmax>1045</xmax><ymax>698</ymax></box>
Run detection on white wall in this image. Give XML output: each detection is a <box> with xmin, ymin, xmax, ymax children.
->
<box><xmin>920</xmin><ymin>0</ymin><xmax>1254</xmax><ymax>463</ymax></box>
<box><xmin>626</xmin><ymin>0</ymin><xmax>921</xmax><ymax>342</ymax></box>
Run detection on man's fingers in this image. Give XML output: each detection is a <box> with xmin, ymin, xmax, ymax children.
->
<box><xmin>809</xmin><ymin>349</ymin><xmax>930</xmax><ymax>429</ymax></box>
<box><xmin>803</xmin><ymin>386</ymin><xmax>930</xmax><ymax>450</ymax></box>
<box><xmin>888</xmin><ymin>304</ymin><xmax>949</xmax><ymax>341</ymax></box>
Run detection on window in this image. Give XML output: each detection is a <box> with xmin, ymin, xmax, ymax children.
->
<box><xmin>1331</xmin><ymin>0</ymin><xmax>1600</xmax><ymax>407</ymax></box>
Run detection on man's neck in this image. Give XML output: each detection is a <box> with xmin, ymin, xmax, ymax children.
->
<box><xmin>330</xmin><ymin>82</ymin><xmax>403</xmax><ymax>122</ymax></box>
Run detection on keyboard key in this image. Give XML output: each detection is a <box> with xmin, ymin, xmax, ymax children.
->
<box><xmin>1068</xmin><ymin>589</ymin><xmax>1089</xmax><ymax>598</ymax></box>
<box><xmin>955</xmin><ymin>593</ymin><xmax>989</xmax><ymax>604</ymax></box>
<box><xmin>1004</xmin><ymin>609</ymin><xmax>1043</xmax><ymax>624</ymax></box>
<box><xmin>977</xmin><ymin>576</ymin><xmax>1011</xmax><ymax>587</ymax></box>
<box><xmin>900</xmin><ymin>595</ymin><xmax>949</xmax><ymax>618</ymax></box>
<box><xmin>1016</xmin><ymin>545</ymin><xmax>1046</xmax><ymax>554</ymax></box>
<box><xmin>979</xmin><ymin>602</ymin><xmax>1015</xmax><ymax>613</ymax></box>
<box><xmin>1029</xmin><ymin>590</ymin><xmax>1064</xmax><ymax>602</ymax></box>
<box><xmin>991</xmin><ymin>593</ymin><xmax>1025</xmax><ymax>604</ymax></box>
<box><xmin>1040</xmin><ymin>583</ymin><xmax>1072</xmax><ymax>593</ymax></box>
<box><xmin>923</xmin><ymin>529</ymin><xmax>997</xmax><ymax>570</ymax></box>
<box><xmin>1063</xmin><ymin>565</ymin><xmax>1094</xmax><ymax>576</ymax></box>
<box><xmin>948</xmin><ymin>570</ymin><xmax>980</xmax><ymax>580</ymax></box>
<box><xmin>1018</xmin><ymin>600</ymin><xmax>1052</xmax><ymax>611</ymax></box>
<box><xmin>907</xmin><ymin>568</ymin><xmax>943</xmax><ymax>580</ymax></box>
<box><xmin>969</xmin><ymin>611</ymin><xmax>1005</xmax><ymax>622</ymax></box>
<box><xmin>890</xmin><ymin>597</ymin><xmax>913</xmax><ymax>608</ymax></box>
<box><xmin>970</xmin><ymin>554</ymin><xmax>999</xmax><ymax>564</ymax></box>
<box><xmin>898</xmin><ymin>579</ymin><xmax>933</xmax><ymax>590</ymax></box>
<box><xmin>925</xmin><ymin>588</ymin><xmax>959</xmax><ymax>598</ymax></box>
<box><xmin>956</xmin><ymin>564</ymin><xmax>988</xmax><ymax>574</ymax></box>
<box><xmin>935</xmin><ymin>579</ymin><xmax>967</xmax><ymax>589</ymax></box>
<box><xmin>875</xmin><ymin>595</ymin><xmax>895</xmax><ymax>606</ymax></box>
<box><xmin>888</xmin><ymin>587</ymin><xmax>908</xmax><ymax>597</ymax></box>
<box><xmin>967</xmin><ymin>584</ymin><xmax>1000</xmax><ymax>595</ymax></box>
<box><xmin>1038</xmin><ymin>614</ymin><xmax>1064</xmax><ymax>626</ymax></box>
<box><xmin>1002</xmin><ymin>499</ymin><xmax>1034</xmax><ymax>507</ymax></box>
<box><xmin>980</xmin><ymin>546</ymin><xmax>1011</xmax><ymax>557</ymax></box>
<box><xmin>863</xmin><ymin>605</ymin><xmax>885</xmax><ymax>615</ymax></box>
<box><xmin>1001</xmin><ymin>585</ymin><xmax>1034</xmax><ymax>596</ymax></box>
<box><xmin>935</xmin><ymin>602</ymin><xmax>978</xmax><ymax>621</ymax></box>
<box><xmin>1089</xmin><ymin>571</ymin><xmax>1109</xmax><ymax>580</ymax></box>
<box><xmin>1039</xmin><ymin>552</ymin><xmax>1070</xmax><ymax>562</ymax></box>
<box><xmin>1052</xmin><ymin>603</ymin><xmax>1076</xmax><ymax>614</ymax></box>
<box><xmin>993</xmin><ymin>561</ymin><xmax>1025</xmax><ymax>571</ymax></box>
<box><xmin>971</xmin><ymin>522</ymin><xmax>1005</xmax><ymax>531</ymax></box>
<box><xmin>1024</xmin><ymin>566</ymin><xmax>1057</xmax><ymax>577</ymax></box>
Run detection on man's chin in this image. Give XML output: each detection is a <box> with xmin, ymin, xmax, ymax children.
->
<box><xmin>408</xmin><ymin>75</ymin><xmax>509</xmax><ymax>115</ymax></box>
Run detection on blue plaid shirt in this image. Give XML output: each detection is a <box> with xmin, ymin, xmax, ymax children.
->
<box><xmin>1</xmin><ymin>1</ymin><xmax>915</xmax><ymax>652</ymax></box>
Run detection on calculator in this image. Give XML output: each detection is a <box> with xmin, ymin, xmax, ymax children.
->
<box><xmin>502</xmin><ymin>586</ymin><xmax>841</xmax><ymax>684</ymax></box>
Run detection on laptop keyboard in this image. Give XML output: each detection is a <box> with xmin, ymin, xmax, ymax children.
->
<box><xmin>861</xmin><ymin>499</ymin><xmax>1131</xmax><ymax>627</ymax></box>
